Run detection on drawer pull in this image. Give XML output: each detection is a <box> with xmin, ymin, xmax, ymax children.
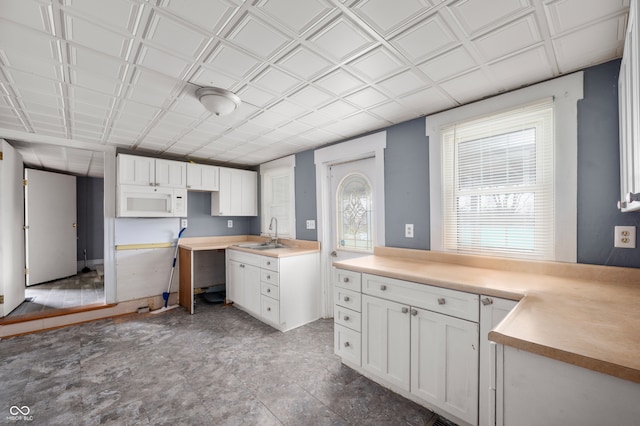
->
<box><xmin>267</xmin><ymin>288</ymin><xmax>271</xmax><ymax>293</ymax></box>
<box><xmin>401</xmin><ymin>307</ymin><xmax>408</xmax><ymax>314</ymax></box>
<box><xmin>344</xmin><ymin>341</ymin><xmax>350</xmax><ymax>348</ymax></box>
<box><xmin>343</xmin><ymin>277</ymin><xmax>350</xmax><ymax>283</ymax></box>
<box><xmin>267</xmin><ymin>275</ymin><xmax>271</xmax><ymax>280</ymax></box>
<box><xmin>344</xmin><ymin>296</ymin><xmax>350</xmax><ymax>302</ymax></box>
<box><xmin>266</xmin><ymin>261</ymin><xmax>271</xmax><ymax>266</ymax></box>
<box><xmin>437</xmin><ymin>298</ymin><xmax>446</xmax><ymax>305</ymax></box>
<box><xmin>267</xmin><ymin>307</ymin><xmax>271</xmax><ymax>312</ymax></box>
<box><xmin>380</xmin><ymin>285</ymin><xmax>387</xmax><ymax>291</ymax></box>
<box><xmin>481</xmin><ymin>297</ymin><xmax>493</xmax><ymax>306</ymax></box>
<box><xmin>344</xmin><ymin>315</ymin><xmax>350</xmax><ymax>321</ymax></box>
<box><xmin>240</xmin><ymin>264</ymin><xmax>245</xmax><ymax>268</ymax></box>
<box><xmin>410</xmin><ymin>309</ymin><xmax>418</xmax><ymax>316</ymax></box>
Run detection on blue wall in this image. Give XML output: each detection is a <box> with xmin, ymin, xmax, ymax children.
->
<box><xmin>295</xmin><ymin>149</ymin><xmax>318</xmax><ymax>241</ymax></box>
<box><xmin>183</xmin><ymin>191</ymin><xmax>253</xmax><ymax>238</ymax></box>
<box><xmin>77</xmin><ymin>177</ymin><xmax>104</xmax><ymax>261</ymax></box>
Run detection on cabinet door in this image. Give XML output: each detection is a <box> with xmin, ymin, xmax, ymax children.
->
<box><xmin>479</xmin><ymin>297</ymin><xmax>517</xmax><ymax>426</ymax></box>
<box><xmin>155</xmin><ymin>159</ymin><xmax>186</xmax><ymax>188</ymax></box>
<box><xmin>362</xmin><ymin>294</ymin><xmax>411</xmax><ymax>391</ymax></box>
<box><xmin>212</xmin><ymin>168</ymin><xmax>233</xmax><ymax>215</ymax></box>
<box><xmin>227</xmin><ymin>260</ymin><xmax>242</xmax><ymax>304</ymax></box>
<box><xmin>186</xmin><ymin>164</ymin><xmax>219</xmax><ymax>191</ymax></box>
<box><xmin>118</xmin><ymin>154</ymin><xmax>155</xmax><ymax>186</ymax></box>
<box><xmin>240</xmin><ymin>169</ymin><xmax>257</xmax><ymax>215</ymax></box>
<box><xmin>243</xmin><ymin>263</ymin><xmax>261</xmax><ymax>316</ymax></box>
<box><xmin>411</xmin><ymin>307</ymin><xmax>479</xmax><ymax>426</ymax></box>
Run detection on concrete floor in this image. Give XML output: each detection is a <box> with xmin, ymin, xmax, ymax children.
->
<box><xmin>0</xmin><ymin>299</ymin><xmax>446</xmax><ymax>425</ymax></box>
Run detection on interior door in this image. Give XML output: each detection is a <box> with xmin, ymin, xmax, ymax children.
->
<box><xmin>25</xmin><ymin>169</ymin><xmax>77</xmax><ymax>286</ymax></box>
<box><xmin>0</xmin><ymin>141</ymin><xmax>25</xmax><ymax>317</ymax></box>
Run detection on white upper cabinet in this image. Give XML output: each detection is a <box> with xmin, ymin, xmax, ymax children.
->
<box><xmin>118</xmin><ymin>154</ymin><xmax>186</xmax><ymax>189</ymax></box>
<box><xmin>619</xmin><ymin>0</ymin><xmax>640</xmax><ymax>212</ymax></box>
<box><xmin>211</xmin><ymin>167</ymin><xmax>257</xmax><ymax>216</ymax></box>
<box><xmin>186</xmin><ymin>163</ymin><xmax>219</xmax><ymax>191</ymax></box>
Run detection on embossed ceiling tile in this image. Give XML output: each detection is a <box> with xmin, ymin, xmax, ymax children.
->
<box><xmin>205</xmin><ymin>43</ymin><xmax>263</xmax><ymax>79</ymax></box>
<box><xmin>70</xmin><ymin>86</ymin><xmax>115</xmax><ymax>108</ymax></box>
<box><xmin>237</xmin><ymin>85</ymin><xmax>279</xmax><ymax>108</ymax></box>
<box><xmin>399</xmin><ymin>86</ymin><xmax>455</xmax><ymax>114</ymax></box>
<box><xmin>235</xmin><ymin>121</ymin><xmax>272</xmax><ymax>136</ymax></box>
<box><xmin>552</xmin><ymin>16</ymin><xmax>625</xmax><ymax>73</ymax></box>
<box><xmin>170</xmin><ymin>93</ymin><xmax>209</xmax><ymax>117</ymax></box>
<box><xmin>227</xmin><ymin>102</ymin><xmax>260</xmax><ymax>120</ymax></box>
<box><xmin>145</xmin><ymin>12</ymin><xmax>210</xmax><ymax>59</ymax></box>
<box><xmin>251</xmin><ymin>67</ymin><xmax>302</xmax><ymax>94</ymax></box>
<box><xmin>160</xmin><ymin>0</ymin><xmax>238</xmax><ymax>33</ymax></box>
<box><xmin>308</xmin><ymin>16</ymin><xmax>376</xmax><ymax>62</ymax></box>
<box><xmin>324</xmin><ymin>111</ymin><xmax>387</xmax><ymax>137</ymax></box>
<box><xmin>118</xmin><ymin>100</ymin><xmax>161</xmax><ymax>121</ymax></box>
<box><xmin>369</xmin><ymin>100</ymin><xmax>418</xmax><ymax>122</ymax></box>
<box><xmin>0</xmin><ymin>0</ymin><xmax>49</xmax><ymax>32</ymax></box>
<box><xmin>288</xmin><ymin>85</ymin><xmax>333</xmax><ymax>108</ymax></box>
<box><xmin>448</xmin><ymin>0</ymin><xmax>531</xmax><ymax>35</ymax></box>
<box><xmin>353</xmin><ymin>0</ymin><xmax>433</xmax><ymax>35</ymax></box>
<box><xmin>314</xmin><ymin>68</ymin><xmax>366</xmax><ymax>96</ymax></box>
<box><xmin>3</xmin><ymin>54</ymin><xmax>61</xmax><ymax>81</ymax></box>
<box><xmin>63</xmin><ymin>0</ymin><xmax>139</xmax><ymax>32</ymax></box>
<box><xmin>20</xmin><ymin>102</ymin><xmax>62</xmax><ymax>118</ymax></box>
<box><xmin>71</xmin><ymin>69</ymin><xmax>120</xmax><ymax>96</ymax></box>
<box><xmin>160</xmin><ymin>111</ymin><xmax>199</xmax><ymax>129</ymax></box>
<box><xmin>64</xmin><ymin>13</ymin><xmax>130</xmax><ymax>58</ymax></box>
<box><xmin>226</xmin><ymin>13</ymin><xmax>291</xmax><ymax>59</ymax></box>
<box><xmin>179</xmin><ymin>130</ymin><xmax>215</xmax><ymax>144</ymax></box>
<box><xmin>299</xmin><ymin>127</ymin><xmax>339</xmax><ymax>143</ymax></box>
<box><xmin>10</xmin><ymin>70</ymin><xmax>61</xmax><ymax>97</ymax></box>
<box><xmin>249</xmin><ymin>109</ymin><xmax>290</xmax><ymax>128</ymax></box>
<box><xmin>344</xmin><ymin>87</ymin><xmax>388</xmax><ymax>109</ymax></box>
<box><xmin>277</xmin><ymin>119</ymin><xmax>314</xmax><ymax>135</ymax></box>
<box><xmin>544</xmin><ymin>0</ymin><xmax>629</xmax><ymax>35</ymax></box>
<box><xmin>195</xmin><ymin>120</ymin><xmax>230</xmax><ymax>134</ymax></box>
<box><xmin>257</xmin><ymin>0</ymin><xmax>334</xmax><ymax>35</ymax></box>
<box><xmin>439</xmin><ymin>68</ymin><xmax>496</xmax><ymax>104</ymax></box>
<box><xmin>268</xmin><ymin>99</ymin><xmax>307</xmax><ymax>118</ymax></box>
<box><xmin>377</xmin><ymin>70</ymin><xmax>428</xmax><ymax>97</ymax></box>
<box><xmin>0</xmin><ymin>21</ymin><xmax>56</xmax><ymax>63</ymax></box>
<box><xmin>317</xmin><ymin>99</ymin><xmax>360</xmax><ymax>119</ymax></box>
<box><xmin>131</xmin><ymin>68</ymin><xmax>182</xmax><ymax>94</ymax></box>
<box><xmin>416</xmin><ymin>46</ymin><xmax>476</xmax><ymax>82</ymax></box>
<box><xmin>190</xmin><ymin>67</ymin><xmax>238</xmax><ymax>90</ymax></box>
<box><xmin>473</xmin><ymin>14</ymin><xmax>541</xmax><ymax>62</ymax></box>
<box><xmin>488</xmin><ymin>46</ymin><xmax>553</xmax><ymax>91</ymax></box>
<box><xmin>297</xmin><ymin>110</ymin><xmax>334</xmax><ymax>127</ymax></box>
<box><xmin>391</xmin><ymin>14</ymin><xmax>458</xmax><ymax>62</ymax></box>
<box><xmin>70</xmin><ymin>101</ymin><xmax>110</xmax><ymax>119</ymax></box>
<box><xmin>277</xmin><ymin>46</ymin><xmax>333</xmax><ymax>80</ymax></box>
<box><xmin>70</xmin><ymin>45</ymin><xmax>125</xmax><ymax>79</ymax></box>
<box><xmin>347</xmin><ymin>47</ymin><xmax>405</xmax><ymax>81</ymax></box>
<box><xmin>137</xmin><ymin>45</ymin><xmax>192</xmax><ymax>79</ymax></box>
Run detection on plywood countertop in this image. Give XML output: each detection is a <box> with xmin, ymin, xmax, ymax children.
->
<box><xmin>333</xmin><ymin>247</ymin><xmax>640</xmax><ymax>384</ymax></box>
<box><xmin>179</xmin><ymin>235</ymin><xmax>320</xmax><ymax>258</ymax></box>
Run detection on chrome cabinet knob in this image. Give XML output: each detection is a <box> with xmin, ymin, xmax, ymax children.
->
<box><xmin>410</xmin><ymin>309</ymin><xmax>418</xmax><ymax>316</ymax></box>
<box><xmin>267</xmin><ymin>307</ymin><xmax>271</xmax><ymax>312</ymax></box>
<box><xmin>344</xmin><ymin>341</ymin><xmax>350</xmax><ymax>348</ymax></box>
<box><xmin>267</xmin><ymin>288</ymin><xmax>271</xmax><ymax>293</ymax></box>
<box><xmin>401</xmin><ymin>307</ymin><xmax>409</xmax><ymax>314</ymax></box>
<box><xmin>437</xmin><ymin>298</ymin><xmax>446</xmax><ymax>305</ymax></box>
<box><xmin>380</xmin><ymin>285</ymin><xmax>387</xmax><ymax>291</ymax></box>
<box><xmin>344</xmin><ymin>315</ymin><xmax>350</xmax><ymax>321</ymax></box>
<box><xmin>343</xmin><ymin>277</ymin><xmax>350</xmax><ymax>283</ymax></box>
<box><xmin>481</xmin><ymin>297</ymin><xmax>493</xmax><ymax>306</ymax></box>
<box><xmin>266</xmin><ymin>261</ymin><xmax>271</xmax><ymax>265</ymax></box>
<box><xmin>344</xmin><ymin>296</ymin><xmax>350</xmax><ymax>302</ymax></box>
<box><xmin>267</xmin><ymin>275</ymin><xmax>271</xmax><ymax>280</ymax></box>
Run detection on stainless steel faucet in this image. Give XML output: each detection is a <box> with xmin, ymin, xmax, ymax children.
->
<box><xmin>268</xmin><ymin>216</ymin><xmax>278</xmax><ymax>246</ymax></box>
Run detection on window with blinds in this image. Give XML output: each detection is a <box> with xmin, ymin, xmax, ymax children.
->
<box><xmin>441</xmin><ymin>99</ymin><xmax>554</xmax><ymax>259</ymax></box>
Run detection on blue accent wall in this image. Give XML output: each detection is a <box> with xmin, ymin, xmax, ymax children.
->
<box><xmin>183</xmin><ymin>191</ymin><xmax>253</xmax><ymax>238</ymax></box>
<box><xmin>295</xmin><ymin>149</ymin><xmax>318</xmax><ymax>241</ymax></box>
<box><xmin>76</xmin><ymin>177</ymin><xmax>104</xmax><ymax>261</ymax></box>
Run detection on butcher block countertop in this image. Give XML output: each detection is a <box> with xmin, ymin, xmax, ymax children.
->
<box><xmin>179</xmin><ymin>235</ymin><xmax>320</xmax><ymax>258</ymax></box>
<box><xmin>333</xmin><ymin>247</ymin><xmax>640</xmax><ymax>384</ymax></box>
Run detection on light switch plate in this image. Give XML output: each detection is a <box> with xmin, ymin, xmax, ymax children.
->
<box><xmin>405</xmin><ymin>224</ymin><xmax>414</xmax><ymax>238</ymax></box>
<box><xmin>227</xmin><ymin>220</ymin><xmax>233</xmax><ymax>228</ymax></box>
<box><xmin>306</xmin><ymin>220</ymin><xmax>315</xmax><ymax>230</ymax></box>
<box><xmin>614</xmin><ymin>226</ymin><xmax>636</xmax><ymax>248</ymax></box>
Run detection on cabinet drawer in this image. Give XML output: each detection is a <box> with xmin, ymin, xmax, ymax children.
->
<box><xmin>261</xmin><ymin>257</ymin><xmax>279</xmax><ymax>272</ymax></box>
<box><xmin>261</xmin><ymin>269</ymin><xmax>279</xmax><ymax>286</ymax></box>
<box><xmin>334</xmin><ymin>287</ymin><xmax>361</xmax><ymax>313</ymax></box>
<box><xmin>261</xmin><ymin>295</ymin><xmax>280</xmax><ymax>324</ymax></box>
<box><xmin>334</xmin><ymin>305</ymin><xmax>361</xmax><ymax>332</ymax></box>
<box><xmin>362</xmin><ymin>273</ymin><xmax>479</xmax><ymax>322</ymax></box>
<box><xmin>334</xmin><ymin>268</ymin><xmax>361</xmax><ymax>292</ymax></box>
<box><xmin>227</xmin><ymin>249</ymin><xmax>261</xmax><ymax>266</ymax></box>
<box><xmin>261</xmin><ymin>282</ymin><xmax>279</xmax><ymax>300</ymax></box>
<box><xmin>334</xmin><ymin>324</ymin><xmax>361</xmax><ymax>366</ymax></box>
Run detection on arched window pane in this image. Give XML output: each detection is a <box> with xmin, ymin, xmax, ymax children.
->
<box><xmin>337</xmin><ymin>173</ymin><xmax>373</xmax><ymax>251</ymax></box>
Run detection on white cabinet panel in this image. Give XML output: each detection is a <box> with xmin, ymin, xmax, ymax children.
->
<box><xmin>155</xmin><ymin>159</ymin><xmax>187</xmax><ymax>188</ymax></box>
<box><xmin>335</xmin><ymin>323</ymin><xmax>361</xmax><ymax>365</ymax></box>
<box><xmin>186</xmin><ymin>163</ymin><xmax>219</xmax><ymax>191</ymax></box>
<box><xmin>211</xmin><ymin>167</ymin><xmax>257</xmax><ymax>216</ymax></box>
<box><xmin>362</xmin><ymin>294</ymin><xmax>411</xmax><ymax>392</ymax></box>
<box><xmin>118</xmin><ymin>154</ymin><xmax>155</xmax><ymax>186</ymax></box>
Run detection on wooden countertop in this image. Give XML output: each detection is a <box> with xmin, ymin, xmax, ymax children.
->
<box><xmin>179</xmin><ymin>235</ymin><xmax>320</xmax><ymax>258</ymax></box>
<box><xmin>333</xmin><ymin>247</ymin><xmax>640</xmax><ymax>384</ymax></box>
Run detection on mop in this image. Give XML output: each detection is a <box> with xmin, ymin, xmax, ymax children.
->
<box><xmin>151</xmin><ymin>227</ymin><xmax>186</xmax><ymax>314</ymax></box>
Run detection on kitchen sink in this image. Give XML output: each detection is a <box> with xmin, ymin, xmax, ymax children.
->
<box><xmin>234</xmin><ymin>243</ymin><xmax>287</xmax><ymax>250</ymax></box>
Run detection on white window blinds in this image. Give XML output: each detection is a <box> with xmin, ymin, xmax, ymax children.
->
<box><xmin>441</xmin><ymin>98</ymin><xmax>555</xmax><ymax>259</ymax></box>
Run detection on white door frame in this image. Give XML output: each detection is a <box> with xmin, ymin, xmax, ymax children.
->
<box><xmin>314</xmin><ymin>131</ymin><xmax>386</xmax><ymax>318</ymax></box>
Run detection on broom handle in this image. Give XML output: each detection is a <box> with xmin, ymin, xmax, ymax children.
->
<box><xmin>166</xmin><ymin>227</ymin><xmax>187</xmax><ymax>294</ymax></box>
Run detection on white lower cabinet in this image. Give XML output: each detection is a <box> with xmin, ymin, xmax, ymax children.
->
<box><xmin>226</xmin><ymin>249</ymin><xmax>319</xmax><ymax>331</ymax></box>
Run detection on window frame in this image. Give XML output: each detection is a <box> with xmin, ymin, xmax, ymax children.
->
<box><xmin>260</xmin><ymin>155</ymin><xmax>296</xmax><ymax>239</ymax></box>
<box><xmin>427</xmin><ymin>72</ymin><xmax>584</xmax><ymax>262</ymax></box>
<box><xmin>335</xmin><ymin>171</ymin><xmax>374</xmax><ymax>253</ymax></box>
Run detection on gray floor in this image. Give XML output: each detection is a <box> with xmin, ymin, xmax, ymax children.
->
<box><xmin>7</xmin><ymin>271</ymin><xmax>104</xmax><ymax>318</ymax></box>
<box><xmin>0</xmin><ymin>299</ymin><xmax>445</xmax><ymax>425</ymax></box>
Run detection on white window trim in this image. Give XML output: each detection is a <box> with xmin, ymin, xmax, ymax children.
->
<box><xmin>427</xmin><ymin>72</ymin><xmax>583</xmax><ymax>263</ymax></box>
<box><xmin>260</xmin><ymin>155</ymin><xmax>296</xmax><ymax>239</ymax></box>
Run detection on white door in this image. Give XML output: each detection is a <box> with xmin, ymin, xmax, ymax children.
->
<box><xmin>25</xmin><ymin>169</ymin><xmax>77</xmax><ymax>286</ymax></box>
<box><xmin>0</xmin><ymin>141</ymin><xmax>25</xmax><ymax>317</ymax></box>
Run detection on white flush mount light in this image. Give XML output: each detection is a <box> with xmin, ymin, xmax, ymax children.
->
<box><xmin>196</xmin><ymin>87</ymin><xmax>241</xmax><ymax>116</ymax></box>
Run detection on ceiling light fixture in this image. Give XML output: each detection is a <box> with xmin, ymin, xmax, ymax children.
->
<box><xmin>196</xmin><ymin>87</ymin><xmax>241</xmax><ymax>116</ymax></box>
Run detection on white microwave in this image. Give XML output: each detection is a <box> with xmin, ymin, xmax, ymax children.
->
<box><xmin>117</xmin><ymin>184</ymin><xmax>187</xmax><ymax>217</ymax></box>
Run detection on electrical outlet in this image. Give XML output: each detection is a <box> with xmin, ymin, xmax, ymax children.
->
<box><xmin>181</xmin><ymin>219</ymin><xmax>188</xmax><ymax>228</ymax></box>
<box><xmin>227</xmin><ymin>220</ymin><xmax>233</xmax><ymax>228</ymax></box>
<box><xmin>614</xmin><ymin>226</ymin><xmax>636</xmax><ymax>248</ymax></box>
<box><xmin>405</xmin><ymin>224</ymin><xmax>414</xmax><ymax>238</ymax></box>
<box><xmin>306</xmin><ymin>220</ymin><xmax>316</xmax><ymax>230</ymax></box>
